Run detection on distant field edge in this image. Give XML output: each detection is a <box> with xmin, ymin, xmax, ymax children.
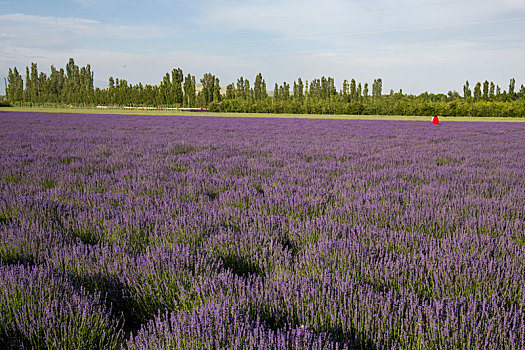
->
<box><xmin>1</xmin><ymin>106</ymin><xmax>525</xmax><ymax>122</ymax></box>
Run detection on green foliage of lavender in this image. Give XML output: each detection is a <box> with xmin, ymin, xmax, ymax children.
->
<box><xmin>0</xmin><ymin>265</ymin><xmax>123</xmax><ymax>349</ymax></box>
<box><xmin>0</xmin><ymin>111</ymin><xmax>524</xmax><ymax>349</ymax></box>
<box><xmin>127</xmin><ymin>301</ymin><xmax>344</xmax><ymax>350</ymax></box>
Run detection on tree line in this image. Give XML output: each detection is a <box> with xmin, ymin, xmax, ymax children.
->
<box><xmin>4</xmin><ymin>58</ymin><xmax>525</xmax><ymax>117</ymax></box>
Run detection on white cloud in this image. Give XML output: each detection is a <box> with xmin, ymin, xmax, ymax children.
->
<box><xmin>1</xmin><ymin>2</ymin><xmax>524</xmax><ymax>96</ymax></box>
<box><xmin>0</xmin><ymin>13</ymin><xmax>98</xmax><ymax>29</ymax></box>
<box><xmin>200</xmin><ymin>0</ymin><xmax>366</xmax><ymax>39</ymax></box>
<box><xmin>199</xmin><ymin>0</ymin><xmax>525</xmax><ymax>45</ymax></box>
<box><xmin>72</xmin><ymin>0</ymin><xmax>103</xmax><ymax>6</ymax></box>
<box><xmin>0</xmin><ymin>13</ymin><xmax>164</xmax><ymax>50</ymax></box>
<box><xmin>499</xmin><ymin>0</ymin><xmax>525</xmax><ymax>10</ymax></box>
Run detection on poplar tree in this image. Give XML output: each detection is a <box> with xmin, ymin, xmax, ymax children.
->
<box><xmin>6</xmin><ymin>69</ymin><xmax>13</xmax><ymax>102</ymax></box>
<box><xmin>254</xmin><ymin>73</ymin><xmax>265</xmax><ymax>100</ymax></box>
<box><xmin>304</xmin><ymin>81</ymin><xmax>309</xmax><ymax>100</ymax></box>
<box><xmin>25</xmin><ymin>67</ymin><xmax>30</xmax><ymax>102</ymax></box>
<box><xmin>463</xmin><ymin>81</ymin><xmax>471</xmax><ymax>99</ymax></box>
<box><xmin>489</xmin><ymin>82</ymin><xmax>495</xmax><ymax>99</ymax></box>
<box><xmin>38</xmin><ymin>71</ymin><xmax>47</xmax><ymax>102</ymax></box>
<box><xmin>294</xmin><ymin>78</ymin><xmax>304</xmax><ymax>101</ymax></box>
<box><xmin>473</xmin><ymin>82</ymin><xmax>482</xmax><ymax>101</ymax></box>
<box><xmin>5</xmin><ymin>68</ymin><xmax>21</xmax><ymax>102</ymax></box>
<box><xmin>65</xmin><ymin>58</ymin><xmax>76</xmax><ymax>103</ymax></box>
<box><xmin>30</xmin><ymin>63</ymin><xmax>39</xmax><ymax>102</ymax></box>
<box><xmin>350</xmin><ymin>78</ymin><xmax>357</xmax><ymax>100</ymax></box>
<box><xmin>237</xmin><ymin>77</ymin><xmax>245</xmax><ymax>99</ymax></box>
<box><xmin>372</xmin><ymin>79</ymin><xmax>382</xmax><ymax>98</ymax></box>
<box><xmin>3</xmin><ymin>77</ymin><xmax>7</xmax><ymax>102</ymax></box>
<box><xmin>214</xmin><ymin>77</ymin><xmax>221</xmax><ymax>102</ymax></box>
<box><xmin>482</xmin><ymin>80</ymin><xmax>489</xmax><ymax>100</ymax></box>
<box><xmin>183</xmin><ymin>74</ymin><xmax>196</xmax><ymax>107</ymax></box>
<box><xmin>342</xmin><ymin>80</ymin><xmax>349</xmax><ymax>97</ymax></box>
<box><xmin>329</xmin><ymin>77</ymin><xmax>337</xmax><ymax>97</ymax></box>
<box><xmin>244</xmin><ymin>79</ymin><xmax>251</xmax><ymax>99</ymax></box>
<box><xmin>509</xmin><ymin>78</ymin><xmax>516</xmax><ymax>99</ymax></box>
<box><xmin>171</xmin><ymin>68</ymin><xmax>183</xmax><ymax>105</ymax></box>
<box><xmin>279</xmin><ymin>82</ymin><xmax>290</xmax><ymax>100</ymax></box>
<box><xmin>161</xmin><ymin>73</ymin><xmax>171</xmax><ymax>105</ymax></box>
<box><xmin>262</xmin><ymin>80</ymin><xmax>267</xmax><ymax>99</ymax></box>
<box><xmin>226</xmin><ymin>83</ymin><xmax>235</xmax><ymax>100</ymax></box>
<box><xmin>200</xmin><ymin>73</ymin><xmax>216</xmax><ymax>105</ymax></box>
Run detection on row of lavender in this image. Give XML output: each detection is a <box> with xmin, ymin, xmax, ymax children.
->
<box><xmin>1</xmin><ymin>111</ymin><xmax>524</xmax><ymax>349</ymax></box>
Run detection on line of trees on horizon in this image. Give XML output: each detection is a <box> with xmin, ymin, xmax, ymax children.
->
<box><xmin>4</xmin><ymin>58</ymin><xmax>525</xmax><ymax>117</ymax></box>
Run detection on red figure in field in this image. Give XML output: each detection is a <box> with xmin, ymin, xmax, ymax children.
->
<box><xmin>432</xmin><ymin>116</ymin><xmax>439</xmax><ymax>125</ymax></box>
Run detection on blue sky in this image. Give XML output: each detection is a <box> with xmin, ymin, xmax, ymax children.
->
<box><xmin>1</xmin><ymin>0</ymin><xmax>524</xmax><ymax>94</ymax></box>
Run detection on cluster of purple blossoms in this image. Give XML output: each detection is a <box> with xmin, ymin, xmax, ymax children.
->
<box><xmin>0</xmin><ymin>111</ymin><xmax>524</xmax><ymax>349</ymax></box>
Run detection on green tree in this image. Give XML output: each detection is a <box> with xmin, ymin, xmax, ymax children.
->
<box><xmin>236</xmin><ymin>77</ymin><xmax>245</xmax><ymax>99</ymax></box>
<box><xmin>64</xmin><ymin>58</ymin><xmax>77</xmax><ymax>103</ymax></box>
<box><xmin>226</xmin><ymin>83</ymin><xmax>235</xmax><ymax>100</ymax></box>
<box><xmin>214</xmin><ymin>77</ymin><xmax>221</xmax><ymax>102</ymax></box>
<box><xmin>30</xmin><ymin>62</ymin><xmax>39</xmax><ymax>102</ymax></box>
<box><xmin>463</xmin><ymin>81</ymin><xmax>471</xmax><ymax>99</ymax></box>
<box><xmin>6</xmin><ymin>67</ymin><xmax>24</xmax><ymax>102</ymax></box>
<box><xmin>372</xmin><ymin>78</ymin><xmax>382</xmax><ymax>98</ymax></box>
<box><xmin>279</xmin><ymin>82</ymin><xmax>290</xmax><ymax>100</ymax></box>
<box><xmin>329</xmin><ymin>77</ymin><xmax>337</xmax><ymax>97</ymax></box>
<box><xmin>482</xmin><ymin>80</ymin><xmax>489</xmax><ymax>100</ymax></box>
<box><xmin>262</xmin><ymin>79</ymin><xmax>267</xmax><ymax>100</ymax></box>
<box><xmin>38</xmin><ymin>71</ymin><xmax>48</xmax><ymax>102</ymax></box>
<box><xmin>294</xmin><ymin>78</ymin><xmax>304</xmax><ymax>102</ymax></box>
<box><xmin>254</xmin><ymin>73</ymin><xmax>266</xmax><ymax>101</ymax></box>
<box><xmin>243</xmin><ymin>78</ymin><xmax>251</xmax><ymax>99</ymax></box>
<box><xmin>342</xmin><ymin>80</ymin><xmax>349</xmax><ymax>98</ymax></box>
<box><xmin>171</xmin><ymin>68</ymin><xmax>184</xmax><ymax>105</ymax></box>
<box><xmin>25</xmin><ymin>66</ymin><xmax>30</xmax><ymax>102</ymax></box>
<box><xmin>160</xmin><ymin>73</ymin><xmax>171</xmax><ymax>105</ymax></box>
<box><xmin>304</xmin><ymin>80</ymin><xmax>309</xmax><ymax>101</ymax></box>
<box><xmin>200</xmin><ymin>73</ymin><xmax>216</xmax><ymax>105</ymax></box>
<box><xmin>350</xmin><ymin>78</ymin><xmax>357</xmax><ymax>100</ymax></box>
<box><xmin>509</xmin><ymin>78</ymin><xmax>516</xmax><ymax>99</ymax></box>
<box><xmin>473</xmin><ymin>82</ymin><xmax>482</xmax><ymax>101</ymax></box>
<box><xmin>6</xmin><ymin>69</ymin><xmax>13</xmax><ymax>102</ymax></box>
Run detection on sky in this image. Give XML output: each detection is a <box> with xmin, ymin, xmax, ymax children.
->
<box><xmin>1</xmin><ymin>0</ymin><xmax>524</xmax><ymax>95</ymax></box>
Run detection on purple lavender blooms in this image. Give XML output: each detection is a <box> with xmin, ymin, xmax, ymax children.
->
<box><xmin>126</xmin><ymin>301</ymin><xmax>347</xmax><ymax>350</ymax></box>
<box><xmin>0</xmin><ymin>111</ymin><xmax>524</xmax><ymax>349</ymax></box>
<box><xmin>0</xmin><ymin>264</ymin><xmax>123</xmax><ymax>349</ymax></box>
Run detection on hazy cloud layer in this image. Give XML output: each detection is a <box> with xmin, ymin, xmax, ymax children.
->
<box><xmin>0</xmin><ymin>0</ymin><xmax>524</xmax><ymax>94</ymax></box>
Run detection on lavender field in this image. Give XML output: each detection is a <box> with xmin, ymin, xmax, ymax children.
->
<box><xmin>0</xmin><ymin>111</ymin><xmax>524</xmax><ymax>349</ymax></box>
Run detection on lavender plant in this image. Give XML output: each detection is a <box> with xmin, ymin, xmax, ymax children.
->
<box><xmin>0</xmin><ymin>264</ymin><xmax>123</xmax><ymax>349</ymax></box>
<box><xmin>127</xmin><ymin>301</ymin><xmax>347</xmax><ymax>350</ymax></box>
<box><xmin>0</xmin><ymin>111</ymin><xmax>524</xmax><ymax>349</ymax></box>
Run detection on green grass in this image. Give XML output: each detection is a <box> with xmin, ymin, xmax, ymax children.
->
<box><xmin>2</xmin><ymin>106</ymin><xmax>525</xmax><ymax>122</ymax></box>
